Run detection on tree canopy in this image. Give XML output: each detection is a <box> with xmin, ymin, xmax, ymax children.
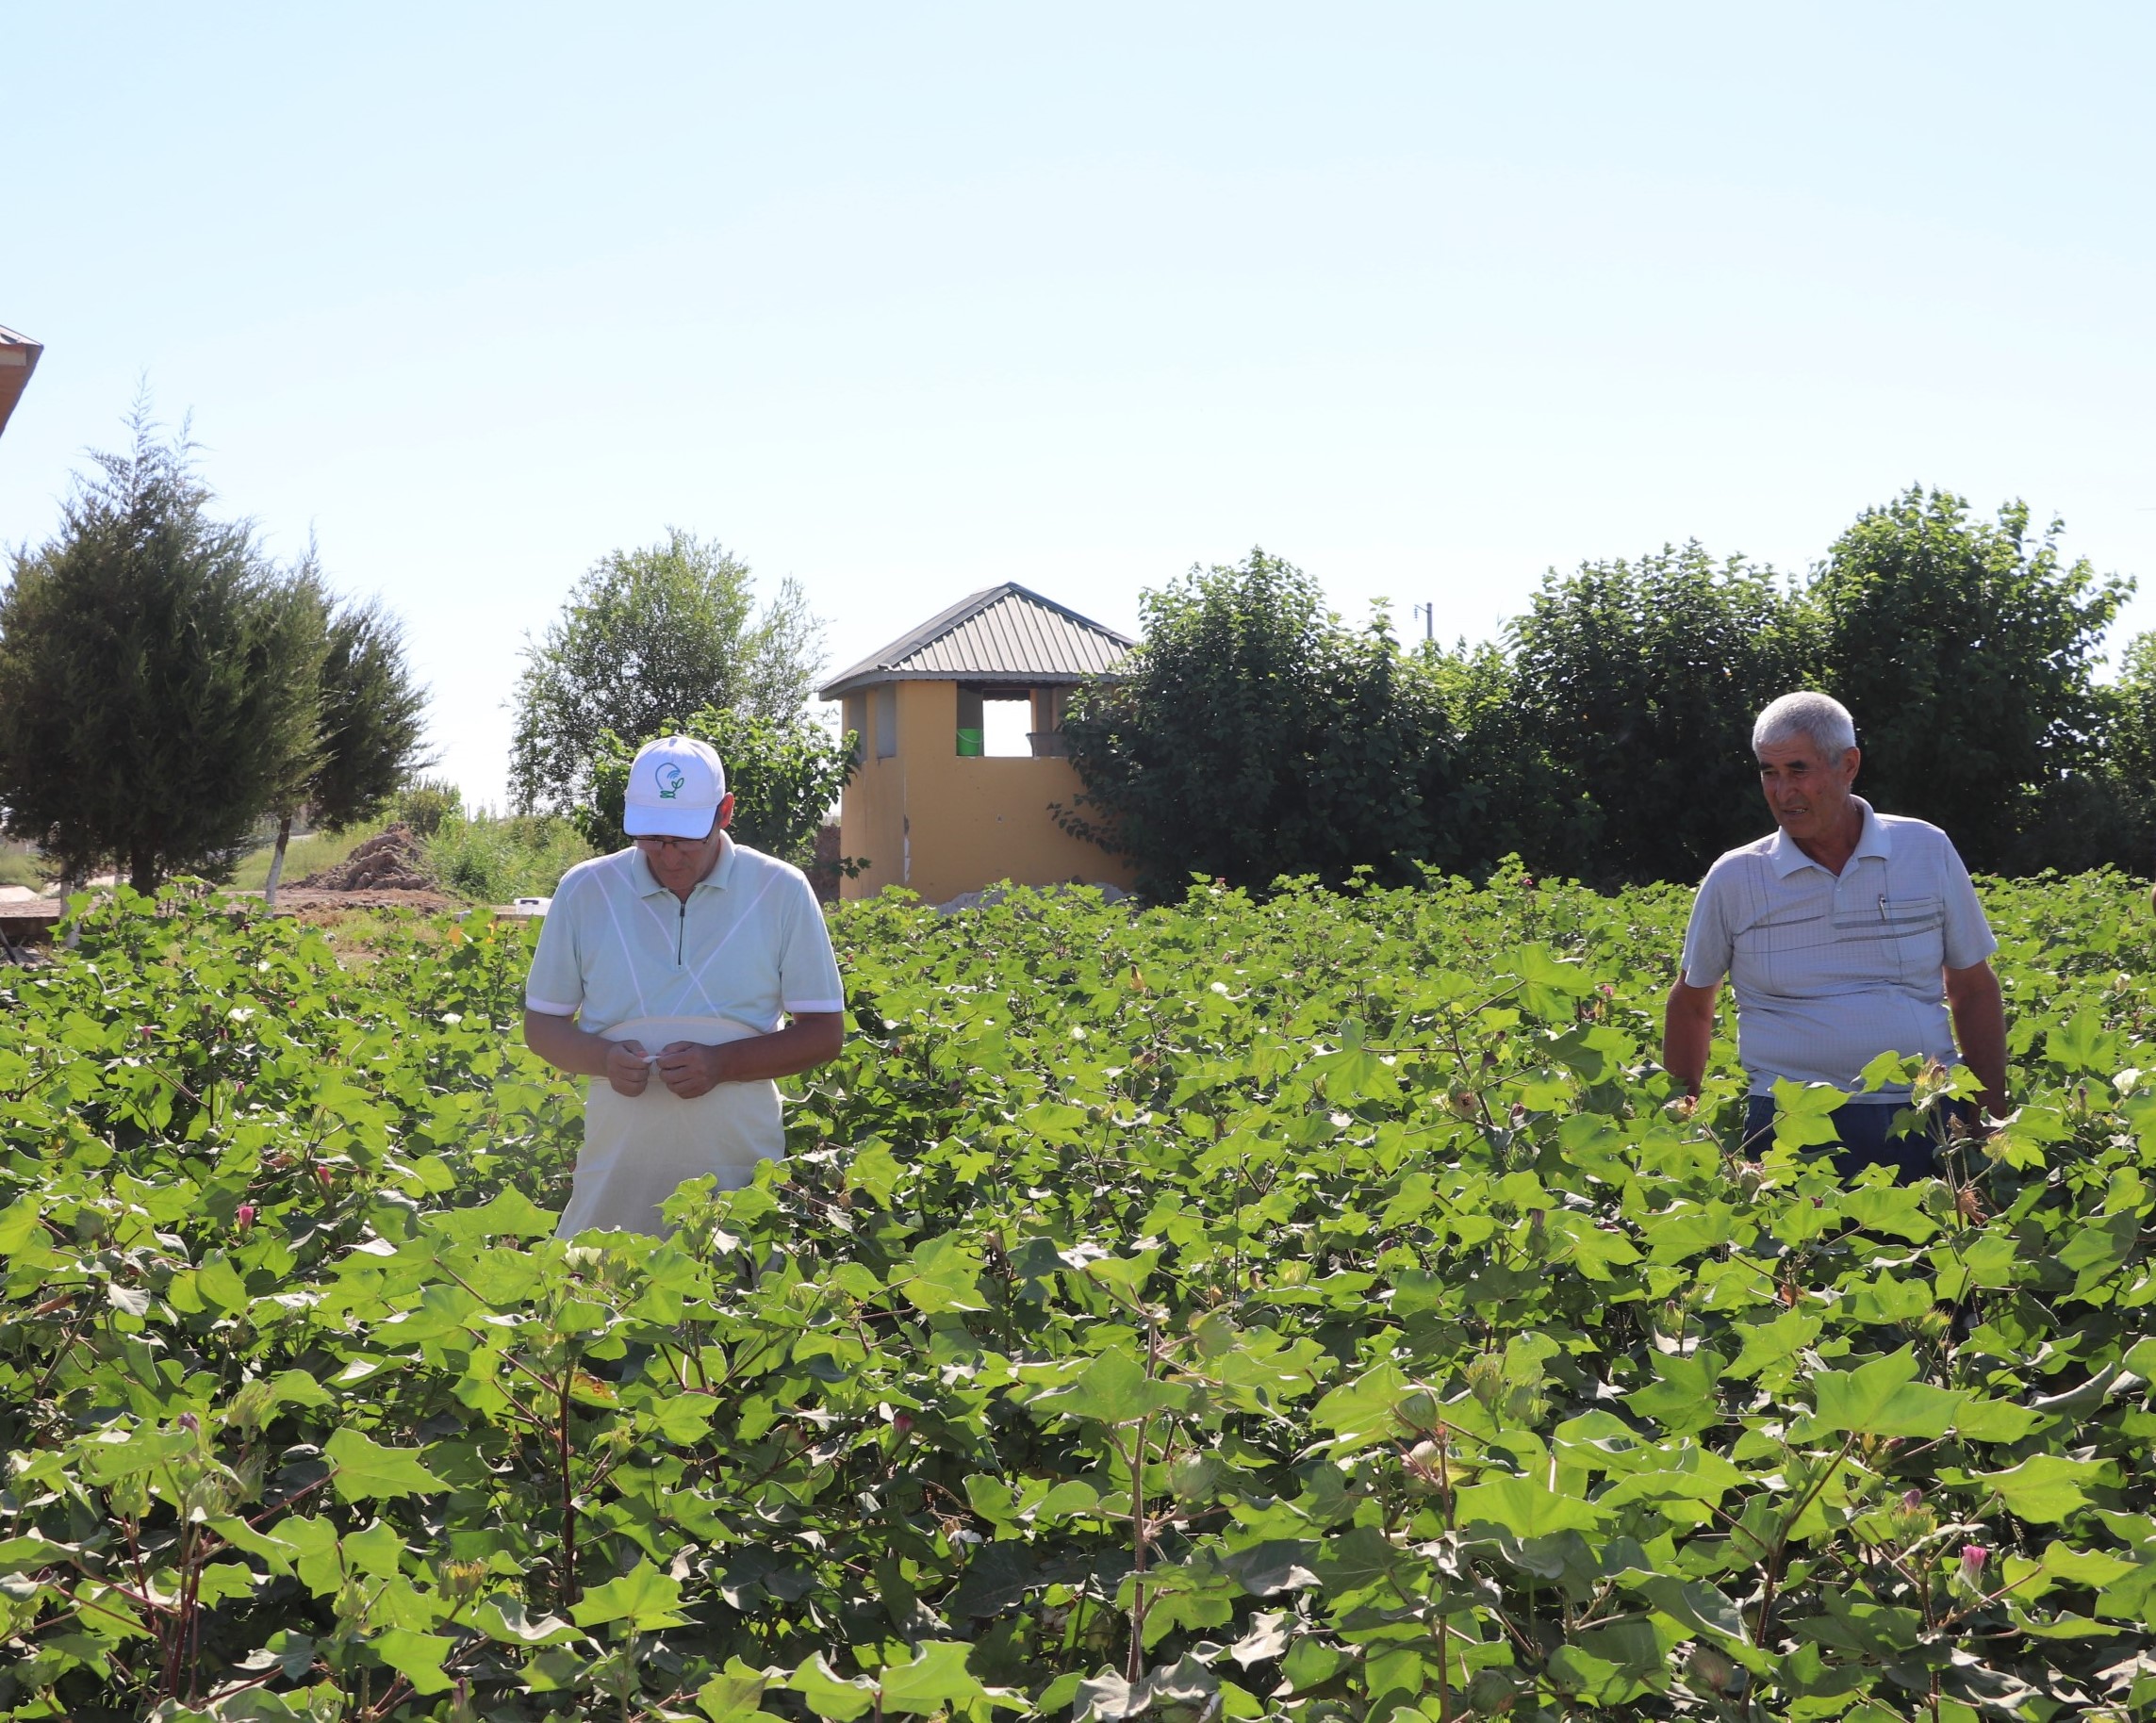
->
<box><xmin>1059</xmin><ymin>496</ymin><xmax>2140</xmax><ymax>896</ymax></box>
<box><xmin>1060</xmin><ymin>550</ymin><xmax>1448</xmax><ymax>896</ymax></box>
<box><xmin>262</xmin><ymin>589</ymin><xmax>432</xmax><ymax>904</ymax></box>
<box><xmin>509</xmin><ymin>531</ymin><xmax>824</xmax><ymax>818</ymax></box>
<box><xmin>1807</xmin><ymin>488</ymin><xmax>2128</xmax><ymax>873</ymax></box>
<box><xmin>0</xmin><ymin>414</ymin><xmax>327</xmax><ymax>891</ymax></box>
<box><xmin>1499</xmin><ymin>543</ymin><xmax>1815</xmax><ymax>884</ymax></box>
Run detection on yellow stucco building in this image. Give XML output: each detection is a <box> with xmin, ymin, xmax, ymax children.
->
<box><xmin>819</xmin><ymin>583</ymin><xmax>1139</xmax><ymax>904</ymax></box>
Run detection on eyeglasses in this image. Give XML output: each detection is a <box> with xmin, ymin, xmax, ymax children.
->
<box><xmin>634</xmin><ymin>834</ymin><xmax>707</xmax><ymax>855</ymax></box>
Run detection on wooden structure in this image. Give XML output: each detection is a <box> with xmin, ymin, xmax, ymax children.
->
<box><xmin>0</xmin><ymin>326</ymin><xmax>41</xmax><ymax>441</ymax></box>
<box><xmin>818</xmin><ymin>584</ymin><xmax>1138</xmax><ymax>903</ymax></box>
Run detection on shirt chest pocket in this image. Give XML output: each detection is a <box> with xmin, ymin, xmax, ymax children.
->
<box><xmin>1831</xmin><ymin>894</ymin><xmax>1945</xmax><ymax>982</ymax></box>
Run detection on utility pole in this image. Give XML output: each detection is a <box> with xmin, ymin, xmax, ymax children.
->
<box><xmin>1411</xmin><ymin>601</ymin><xmax>1435</xmax><ymax>644</ymax></box>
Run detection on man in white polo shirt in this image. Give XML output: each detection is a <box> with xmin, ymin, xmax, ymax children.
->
<box><xmin>1663</xmin><ymin>691</ymin><xmax>2007</xmax><ymax>1182</ymax></box>
<box><xmin>522</xmin><ymin>735</ymin><xmax>846</xmax><ymax>1236</ymax></box>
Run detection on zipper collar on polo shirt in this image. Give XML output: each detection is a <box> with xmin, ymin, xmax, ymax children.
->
<box><xmin>625</xmin><ymin>831</ymin><xmax>739</xmax><ymax>899</ymax></box>
<box><xmin>1767</xmin><ymin>796</ymin><xmax>1892</xmax><ymax>878</ymax></box>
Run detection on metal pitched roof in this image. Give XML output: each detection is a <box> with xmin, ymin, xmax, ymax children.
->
<box><xmin>0</xmin><ymin>326</ymin><xmax>41</xmax><ymax>444</ymax></box>
<box><xmin>818</xmin><ymin>583</ymin><xmax>1134</xmax><ymax>698</ymax></box>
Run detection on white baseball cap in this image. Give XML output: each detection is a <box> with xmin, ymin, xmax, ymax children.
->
<box><xmin>622</xmin><ymin>735</ymin><xmax>728</xmax><ymax>838</ymax></box>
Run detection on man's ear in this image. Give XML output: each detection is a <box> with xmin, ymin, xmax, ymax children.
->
<box><xmin>716</xmin><ymin>793</ymin><xmax>736</xmax><ymax>830</ymax></box>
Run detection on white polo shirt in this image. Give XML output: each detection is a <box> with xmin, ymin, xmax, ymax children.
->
<box><xmin>524</xmin><ymin>837</ymin><xmax>845</xmax><ymax>1034</ymax></box>
<box><xmin>1679</xmin><ymin>798</ymin><xmax>1997</xmax><ymax>1099</ymax></box>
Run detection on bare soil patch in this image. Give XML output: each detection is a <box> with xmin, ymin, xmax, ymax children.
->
<box><xmin>294</xmin><ymin>823</ymin><xmax>438</xmax><ymax>893</ymax></box>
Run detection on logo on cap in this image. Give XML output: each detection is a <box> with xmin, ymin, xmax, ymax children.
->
<box><xmin>656</xmin><ymin>763</ymin><xmax>684</xmax><ymax>801</ymax></box>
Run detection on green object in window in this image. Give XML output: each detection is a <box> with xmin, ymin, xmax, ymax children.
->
<box><xmin>955</xmin><ymin>728</ymin><xmax>984</xmax><ymax>756</ymax></box>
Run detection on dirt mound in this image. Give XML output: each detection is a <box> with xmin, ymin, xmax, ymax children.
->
<box><xmin>296</xmin><ymin>824</ymin><xmax>438</xmax><ymax>893</ymax></box>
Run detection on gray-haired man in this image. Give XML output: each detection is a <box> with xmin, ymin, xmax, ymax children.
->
<box><xmin>1662</xmin><ymin>691</ymin><xmax>2007</xmax><ymax>1181</ymax></box>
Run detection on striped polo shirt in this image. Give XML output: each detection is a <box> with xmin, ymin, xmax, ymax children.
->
<box><xmin>524</xmin><ymin>836</ymin><xmax>845</xmax><ymax>1036</ymax></box>
<box><xmin>1679</xmin><ymin>798</ymin><xmax>1997</xmax><ymax>1099</ymax></box>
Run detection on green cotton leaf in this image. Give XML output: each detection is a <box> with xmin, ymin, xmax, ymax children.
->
<box><xmin>194</xmin><ymin>1254</ymin><xmax>250</xmax><ymax>1314</ymax></box>
<box><xmin>949</xmin><ymin>1543</ymin><xmax>1040</xmax><ymax>1616</ymax></box>
<box><xmin>1546</xmin><ymin>1213</ymin><xmax>1641</xmax><ymax>1281</ymax></box>
<box><xmin>1768</xmin><ymin>1076</ymin><xmax>1846</xmax><ymax>1150</ymax></box>
<box><xmin>1624</xmin><ymin>1572</ymin><xmax>1757</xmax><ymax>1652</ymax></box>
<box><xmin>963</xmin><ymin>1474</ymin><xmax>1021</xmax><ymax>1529</ymax></box>
<box><xmin>843</xmin><ymin>1140</ymin><xmax>905</xmax><ymax>1206</ymax></box>
<box><xmin>789</xmin><ymin>1652</ymin><xmax>878</xmax><ymax>1721</ymax></box>
<box><xmin>2048</xmin><ymin>1007</ymin><xmax>2125</xmax><ymax>1075</ymax></box>
<box><xmin>1453</xmin><ymin>1475</ymin><xmax>1606</xmax><ymax>1538</ymax></box>
<box><xmin>469</xmin><ymin>1597</ymin><xmax>581</xmax><ymax>1646</ymax></box>
<box><xmin>341</xmin><ymin>1518</ymin><xmax>407</xmax><ymax>1579</ymax></box>
<box><xmin>1842</xmin><ymin>1272</ymin><xmax>1936</xmax><ymax>1325</ymax></box>
<box><xmin>2057</xmin><ymin>1209</ymin><xmax>2139</xmax><ymax>1293</ymax></box>
<box><xmin>0</xmin><ymin>1528</ymin><xmax>85</xmax><ymax>1571</ymax></box>
<box><xmin>1029</xmin><ymin>1346</ymin><xmax>1193</xmax><ymax>1424</ymax></box>
<box><xmin>1309</xmin><ymin>1360</ymin><xmax>1418</xmax><ymax>1455</ymax></box>
<box><xmin>877</xmin><ymin>1641</ymin><xmax>1011</xmax><ymax>1715</ymax></box>
<box><xmin>1275</xmin><ymin>1637</ymin><xmax>1350</xmax><ymax>1697</ymax></box>
<box><xmin>1200</xmin><ymin>1327</ymin><xmax>1330</xmax><ymax>1408</ymax></box>
<box><xmin>422</xmin><ymin>1184</ymin><xmax>558</xmax><ymax>1244</ymax></box>
<box><xmin>274</xmin><ymin>1515</ymin><xmax>345</xmax><ymax>1599</ymax></box>
<box><xmin>1080</xmin><ymin>1249</ymin><xmax>1160</xmax><ymax>1304</ymax></box>
<box><xmin>570</xmin><ymin>1558</ymin><xmax>693</xmax><ymax>1630</ymax></box>
<box><xmin>1953</xmin><ymin>1396</ymin><xmax>2042</xmax><ymax>1444</ymax></box>
<box><xmin>898</xmin><ymin>1232</ymin><xmax>989</xmax><ymax>1315</ymax></box>
<box><xmin>698</xmin><ymin>1658</ymin><xmax>780</xmax><ymax>1721</ymax></box>
<box><xmin>370</xmin><ymin>1627</ymin><xmax>454</xmax><ymax>1695</ymax></box>
<box><xmin>2000</xmin><ymin>1540</ymin><xmax>2142</xmax><ymax>1602</ymax></box>
<box><xmin>1298</xmin><ymin>1042</ymin><xmax>1400</xmax><ymax>1101</ymax></box>
<box><xmin>1836</xmin><ymin>1184</ymin><xmax>1940</xmax><ymax>1241</ymax></box>
<box><xmin>76</xmin><ymin>1425</ymin><xmax>196</xmax><ymax>1485</ymax></box>
<box><xmin>1974</xmin><ymin>1453</ymin><xmax>2108</xmax><ymax>1524</ymax></box>
<box><xmin>0</xmin><ymin>1192</ymin><xmax>50</xmax><ymax>1259</ymax></box>
<box><xmin>68</xmin><ymin>1581</ymin><xmax>153</xmax><ymax>1644</ymax></box>
<box><xmin>257</xmin><ymin>1369</ymin><xmax>335</xmax><ymax>1414</ymax></box>
<box><xmin>1808</xmin><ymin>1349</ymin><xmax>1962</xmax><ymax>1438</ymax></box>
<box><xmin>323</xmin><ymin>1428</ymin><xmax>449</xmax><ymax>1502</ymax></box>
<box><xmin>1622</xmin><ymin>1349</ymin><xmax>1727</xmax><ymax>1436</ymax></box>
<box><xmin>645</xmin><ymin>1392</ymin><xmax>722</xmax><ymax>1445</ymax></box>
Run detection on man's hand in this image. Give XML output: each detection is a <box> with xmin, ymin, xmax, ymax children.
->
<box><xmin>655</xmin><ymin>1041</ymin><xmax>726</xmax><ymax>1099</ymax></box>
<box><xmin>652</xmin><ymin>1015</ymin><xmax>847</xmax><ymax>1100</ymax></box>
<box><xmin>605</xmin><ymin>1040</ymin><xmax>652</xmax><ymax>1097</ymax></box>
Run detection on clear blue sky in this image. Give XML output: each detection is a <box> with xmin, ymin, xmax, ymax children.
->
<box><xmin>3</xmin><ymin>4</ymin><xmax>2150</xmax><ymax>809</ymax></box>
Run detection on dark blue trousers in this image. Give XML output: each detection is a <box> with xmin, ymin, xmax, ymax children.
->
<box><xmin>1742</xmin><ymin>1095</ymin><xmax>1977</xmax><ymax>1184</ymax></box>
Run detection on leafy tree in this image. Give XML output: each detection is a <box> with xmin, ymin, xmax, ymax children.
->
<box><xmin>0</xmin><ymin>412</ymin><xmax>326</xmax><ymax>892</ymax></box>
<box><xmin>2102</xmin><ymin>631</ymin><xmax>2156</xmax><ymax>810</ymax></box>
<box><xmin>509</xmin><ymin>530</ymin><xmax>824</xmax><ymax>818</ymax></box>
<box><xmin>1808</xmin><ymin>488</ymin><xmax>2129</xmax><ymax>872</ymax></box>
<box><xmin>1060</xmin><ymin>549</ymin><xmax>1449</xmax><ymax>896</ymax></box>
<box><xmin>394</xmin><ymin>775</ymin><xmax>465</xmax><ymax>838</ymax></box>
<box><xmin>577</xmin><ymin>706</ymin><xmax>858</xmax><ymax>871</ymax></box>
<box><xmin>262</xmin><ymin>591</ymin><xmax>432</xmax><ymax>906</ymax></box>
<box><xmin>1422</xmin><ymin>638</ymin><xmax>1602</xmax><ymax>881</ymax></box>
<box><xmin>2003</xmin><ymin>629</ymin><xmax>2156</xmax><ymax>877</ymax></box>
<box><xmin>1501</xmin><ymin>543</ymin><xmax>1814</xmax><ymax>885</ymax></box>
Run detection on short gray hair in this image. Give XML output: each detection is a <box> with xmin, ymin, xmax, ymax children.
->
<box><xmin>1753</xmin><ymin>691</ymin><xmax>1856</xmax><ymax>760</ymax></box>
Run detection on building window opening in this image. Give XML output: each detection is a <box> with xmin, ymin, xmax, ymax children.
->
<box><xmin>981</xmin><ymin>697</ymin><xmax>1031</xmax><ymax>757</ymax></box>
<box><xmin>956</xmin><ymin>684</ymin><xmax>1037</xmax><ymax>757</ymax></box>
<box><xmin>842</xmin><ymin>693</ymin><xmax>867</xmax><ymax>763</ymax></box>
<box><xmin>874</xmin><ymin>686</ymin><xmax>897</xmax><ymax>759</ymax></box>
